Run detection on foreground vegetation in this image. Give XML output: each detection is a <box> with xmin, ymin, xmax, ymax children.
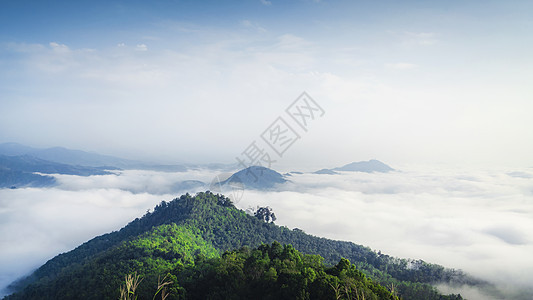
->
<box><xmin>118</xmin><ymin>242</ymin><xmax>400</xmax><ymax>300</ymax></box>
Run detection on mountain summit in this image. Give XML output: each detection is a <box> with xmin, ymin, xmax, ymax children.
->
<box><xmin>223</xmin><ymin>166</ymin><xmax>287</xmax><ymax>190</ymax></box>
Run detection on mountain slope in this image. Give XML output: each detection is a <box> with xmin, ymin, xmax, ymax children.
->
<box><xmin>6</xmin><ymin>192</ymin><xmax>487</xmax><ymax>300</ymax></box>
<box><xmin>7</xmin><ymin>224</ymin><xmax>218</xmax><ymax>299</ymax></box>
<box><xmin>223</xmin><ymin>166</ymin><xmax>287</xmax><ymax>190</ymax></box>
<box><xmin>177</xmin><ymin>242</ymin><xmax>400</xmax><ymax>300</ymax></box>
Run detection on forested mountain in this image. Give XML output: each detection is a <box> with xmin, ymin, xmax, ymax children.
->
<box><xmin>5</xmin><ymin>192</ymin><xmax>491</xmax><ymax>299</ymax></box>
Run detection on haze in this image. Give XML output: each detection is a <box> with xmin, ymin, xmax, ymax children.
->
<box><xmin>1</xmin><ymin>0</ymin><xmax>532</xmax><ymax>168</ymax></box>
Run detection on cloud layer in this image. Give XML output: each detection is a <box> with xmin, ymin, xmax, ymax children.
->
<box><xmin>1</xmin><ymin>166</ymin><xmax>532</xmax><ymax>299</ymax></box>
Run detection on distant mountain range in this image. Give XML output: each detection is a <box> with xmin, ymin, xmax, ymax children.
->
<box><xmin>0</xmin><ymin>155</ymin><xmax>115</xmax><ymax>176</ymax></box>
<box><xmin>334</xmin><ymin>159</ymin><xmax>394</xmax><ymax>172</ymax></box>
<box><xmin>0</xmin><ymin>155</ymin><xmax>116</xmax><ymax>188</ymax></box>
<box><xmin>0</xmin><ymin>143</ymin><xmax>238</xmax><ymax>172</ymax></box>
<box><xmin>219</xmin><ymin>161</ymin><xmax>395</xmax><ymax>190</ymax></box>
<box><xmin>0</xmin><ymin>143</ymin><xmax>396</xmax><ymax>192</ymax></box>
<box><xmin>0</xmin><ymin>167</ymin><xmax>56</xmax><ymax>188</ymax></box>
<box><xmin>314</xmin><ymin>159</ymin><xmax>395</xmax><ymax>174</ymax></box>
<box><xmin>0</xmin><ymin>143</ymin><xmax>137</xmax><ymax>168</ymax></box>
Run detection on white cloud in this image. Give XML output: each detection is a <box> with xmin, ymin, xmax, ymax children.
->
<box><xmin>136</xmin><ymin>43</ymin><xmax>148</xmax><ymax>51</ymax></box>
<box><xmin>240</xmin><ymin>19</ymin><xmax>267</xmax><ymax>32</ymax></box>
<box><xmin>52</xmin><ymin>169</ymin><xmax>221</xmax><ymax>194</ymax></box>
<box><xmin>404</xmin><ymin>31</ymin><xmax>438</xmax><ymax>46</ymax></box>
<box><xmin>49</xmin><ymin>42</ymin><xmax>70</xmax><ymax>53</ymax></box>
<box><xmin>260</xmin><ymin>0</ymin><xmax>272</xmax><ymax>6</ymax></box>
<box><xmin>406</xmin><ymin>32</ymin><xmax>435</xmax><ymax>39</ymax></box>
<box><xmin>276</xmin><ymin>33</ymin><xmax>310</xmax><ymax>50</ymax></box>
<box><xmin>385</xmin><ymin>62</ymin><xmax>417</xmax><ymax>69</ymax></box>
<box><xmin>5</xmin><ymin>42</ymin><xmax>46</xmax><ymax>53</ymax></box>
<box><xmin>387</xmin><ymin>31</ymin><xmax>439</xmax><ymax>47</ymax></box>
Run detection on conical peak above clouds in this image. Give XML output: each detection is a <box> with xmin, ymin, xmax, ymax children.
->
<box><xmin>224</xmin><ymin>166</ymin><xmax>287</xmax><ymax>190</ymax></box>
<box><xmin>333</xmin><ymin>159</ymin><xmax>395</xmax><ymax>173</ymax></box>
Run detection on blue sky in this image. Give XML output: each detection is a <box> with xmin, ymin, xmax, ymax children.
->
<box><xmin>1</xmin><ymin>0</ymin><xmax>532</xmax><ymax>168</ymax></box>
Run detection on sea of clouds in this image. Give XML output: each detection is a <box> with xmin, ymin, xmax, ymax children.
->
<box><xmin>1</xmin><ymin>166</ymin><xmax>532</xmax><ymax>299</ymax></box>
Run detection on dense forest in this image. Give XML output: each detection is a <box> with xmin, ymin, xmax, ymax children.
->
<box><xmin>125</xmin><ymin>242</ymin><xmax>402</xmax><ymax>300</ymax></box>
<box><xmin>5</xmin><ymin>192</ymin><xmax>493</xmax><ymax>299</ymax></box>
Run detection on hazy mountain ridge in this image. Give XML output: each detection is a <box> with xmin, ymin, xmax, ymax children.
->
<box><xmin>0</xmin><ymin>155</ymin><xmax>115</xmax><ymax>175</ymax></box>
<box><xmin>318</xmin><ymin>159</ymin><xmax>395</xmax><ymax>174</ymax></box>
<box><xmin>0</xmin><ymin>143</ymin><xmax>136</xmax><ymax>168</ymax></box>
<box><xmin>0</xmin><ymin>168</ymin><xmax>56</xmax><ymax>188</ymax></box>
<box><xmin>0</xmin><ymin>143</ymin><xmax>237</xmax><ymax>172</ymax></box>
<box><xmin>5</xmin><ymin>192</ymin><xmax>491</xmax><ymax>300</ymax></box>
<box><xmin>0</xmin><ymin>155</ymin><xmax>116</xmax><ymax>188</ymax></box>
<box><xmin>287</xmin><ymin>160</ymin><xmax>395</xmax><ymax>175</ymax></box>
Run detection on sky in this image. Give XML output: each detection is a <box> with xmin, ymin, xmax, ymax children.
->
<box><xmin>1</xmin><ymin>0</ymin><xmax>532</xmax><ymax>169</ymax></box>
